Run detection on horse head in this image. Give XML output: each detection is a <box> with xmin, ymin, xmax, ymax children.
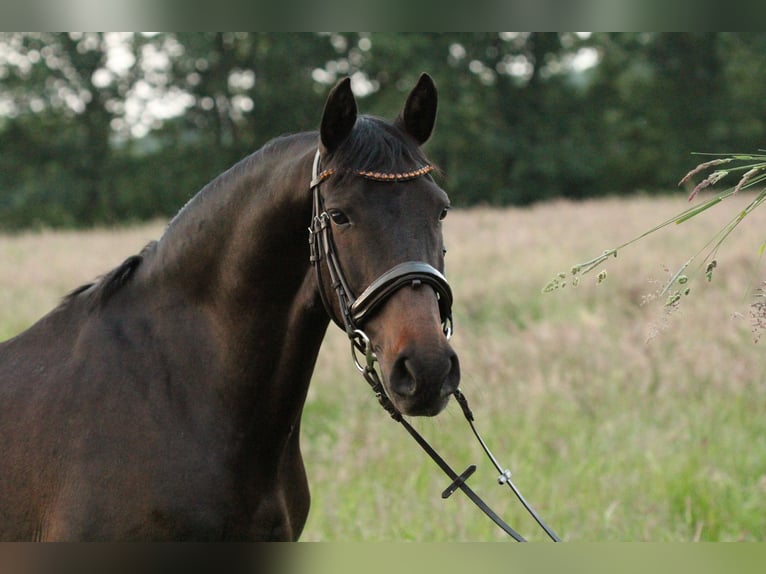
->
<box><xmin>311</xmin><ymin>74</ymin><xmax>460</xmax><ymax>417</ymax></box>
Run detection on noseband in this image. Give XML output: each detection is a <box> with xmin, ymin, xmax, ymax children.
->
<box><xmin>308</xmin><ymin>149</ymin><xmax>453</xmax><ymax>341</ymax></box>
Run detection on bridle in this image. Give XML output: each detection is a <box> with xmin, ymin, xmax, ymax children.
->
<box><xmin>308</xmin><ymin>150</ymin><xmax>453</xmax><ymax>342</ymax></box>
<box><xmin>308</xmin><ymin>149</ymin><xmax>560</xmax><ymax>542</ymax></box>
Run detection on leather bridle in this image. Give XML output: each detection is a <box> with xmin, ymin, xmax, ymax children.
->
<box><xmin>308</xmin><ymin>149</ymin><xmax>453</xmax><ymax>341</ymax></box>
<box><xmin>307</xmin><ymin>148</ymin><xmax>560</xmax><ymax>542</ymax></box>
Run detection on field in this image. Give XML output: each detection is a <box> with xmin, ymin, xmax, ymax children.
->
<box><xmin>2</xmin><ymin>195</ymin><xmax>766</xmax><ymax>541</ymax></box>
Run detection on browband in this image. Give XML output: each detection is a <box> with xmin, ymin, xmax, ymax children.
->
<box><xmin>311</xmin><ymin>162</ymin><xmax>434</xmax><ymax>188</ymax></box>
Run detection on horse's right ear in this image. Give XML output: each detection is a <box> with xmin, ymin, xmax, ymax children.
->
<box><xmin>397</xmin><ymin>73</ymin><xmax>438</xmax><ymax>145</ymax></box>
<box><xmin>320</xmin><ymin>77</ymin><xmax>357</xmax><ymax>153</ymax></box>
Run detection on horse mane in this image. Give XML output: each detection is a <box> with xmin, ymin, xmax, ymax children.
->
<box><xmin>63</xmin><ymin>241</ymin><xmax>157</xmax><ymax>309</ymax></box>
<box><xmin>325</xmin><ymin>115</ymin><xmax>433</xmax><ymax>185</ymax></box>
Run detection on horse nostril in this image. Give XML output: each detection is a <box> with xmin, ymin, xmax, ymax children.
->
<box><xmin>389</xmin><ymin>350</ymin><xmax>460</xmax><ymax>400</ymax></box>
<box><xmin>390</xmin><ymin>356</ymin><xmax>418</xmax><ymax>397</ymax></box>
<box><xmin>440</xmin><ymin>352</ymin><xmax>461</xmax><ymax>398</ymax></box>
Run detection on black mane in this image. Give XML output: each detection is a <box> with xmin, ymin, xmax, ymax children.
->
<box><xmin>325</xmin><ymin>116</ymin><xmax>431</xmax><ymax>184</ymax></box>
<box><xmin>64</xmin><ymin>242</ymin><xmax>156</xmax><ymax>308</ymax></box>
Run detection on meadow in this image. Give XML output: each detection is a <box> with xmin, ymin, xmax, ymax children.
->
<box><xmin>2</xmin><ymin>194</ymin><xmax>765</xmax><ymax>541</ymax></box>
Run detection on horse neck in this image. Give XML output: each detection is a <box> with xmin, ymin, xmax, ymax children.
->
<box><xmin>147</xmin><ymin>134</ymin><xmax>329</xmax><ymax>426</ymax></box>
<box><xmin>153</xmin><ymin>135</ymin><xmax>316</xmax><ymax>303</ymax></box>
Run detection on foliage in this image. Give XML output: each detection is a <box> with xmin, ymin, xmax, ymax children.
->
<box><xmin>544</xmin><ymin>152</ymin><xmax>766</xmax><ymax>340</ymax></box>
<box><xmin>2</xmin><ymin>33</ymin><xmax>766</xmax><ymax>228</ymax></box>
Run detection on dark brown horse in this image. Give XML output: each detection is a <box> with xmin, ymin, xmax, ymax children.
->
<box><xmin>0</xmin><ymin>74</ymin><xmax>459</xmax><ymax>541</ymax></box>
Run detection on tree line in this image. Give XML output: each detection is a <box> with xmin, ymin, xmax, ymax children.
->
<box><xmin>1</xmin><ymin>32</ymin><xmax>764</xmax><ymax>229</ymax></box>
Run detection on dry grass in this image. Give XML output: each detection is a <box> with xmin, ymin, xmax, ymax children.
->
<box><xmin>2</xmin><ymin>195</ymin><xmax>766</xmax><ymax>541</ymax></box>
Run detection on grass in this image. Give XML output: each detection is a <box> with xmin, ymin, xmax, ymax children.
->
<box><xmin>2</xmin><ymin>195</ymin><xmax>766</xmax><ymax>541</ymax></box>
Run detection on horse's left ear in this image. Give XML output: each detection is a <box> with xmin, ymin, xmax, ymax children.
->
<box><xmin>320</xmin><ymin>77</ymin><xmax>357</xmax><ymax>153</ymax></box>
<box><xmin>397</xmin><ymin>73</ymin><xmax>438</xmax><ymax>146</ymax></box>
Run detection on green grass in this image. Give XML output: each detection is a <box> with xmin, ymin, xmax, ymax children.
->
<box><xmin>2</xmin><ymin>195</ymin><xmax>766</xmax><ymax>541</ymax></box>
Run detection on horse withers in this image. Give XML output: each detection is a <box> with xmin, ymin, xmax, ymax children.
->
<box><xmin>0</xmin><ymin>73</ymin><xmax>459</xmax><ymax>541</ymax></box>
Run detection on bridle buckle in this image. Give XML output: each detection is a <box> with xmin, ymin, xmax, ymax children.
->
<box><xmin>350</xmin><ymin>329</ymin><xmax>376</xmax><ymax>373</ymax></box>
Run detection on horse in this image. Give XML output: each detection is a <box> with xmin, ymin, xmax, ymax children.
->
<box><xmin>0</xmin><ymin>73</ymin><xmax>460</xmax><ymax>541</ymax></box>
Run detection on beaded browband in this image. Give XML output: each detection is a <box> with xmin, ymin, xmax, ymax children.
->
<box><xmin>312</xmin><ymin>164</ymin><xmax>434</xmax><ymax>186</ymax></box>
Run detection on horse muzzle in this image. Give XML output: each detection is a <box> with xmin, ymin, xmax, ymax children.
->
<box><xmin>360</xmin><ymin>277</ymin><xmax>460</xmax><ymax>417</ymax></box>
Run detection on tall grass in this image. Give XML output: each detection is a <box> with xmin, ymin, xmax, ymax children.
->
<box><xmin>2</xmin><ymin>196</ymin><xmax>765</xmax><ymax>541</ymax></box>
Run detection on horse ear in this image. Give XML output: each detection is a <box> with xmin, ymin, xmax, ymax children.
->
<box><xmin>397</xmin><ymin>73</ymin><xmax>438</xmax><ymax>145</ymax></box>
<box><xmin>320</xmin><ymin>77</ymin><xmax>357</xmax><ymax>153</ymax></box>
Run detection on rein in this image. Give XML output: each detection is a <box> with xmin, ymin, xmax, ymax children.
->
<box><xmin>308</xmin><ymin>150</ymin><xmax>559</xmax><ymax>542</ymax></box>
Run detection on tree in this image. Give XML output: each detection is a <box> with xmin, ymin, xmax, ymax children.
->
<box><xmin>3</xmin><ymin>33</ymin><xmax>766</xmax><ymax>229</ymax></box>
<box><xmin>159</xmin><ymin>33</ymin><xmax>337</xmax><ymax>160</ymax></box>
<box><xmin>0</xmin><ymin>32</ymin><xmax>143</xmax><ymax>226</ymax></box>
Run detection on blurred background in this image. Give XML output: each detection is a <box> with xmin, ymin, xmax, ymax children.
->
<box><xmin>1</xmin><ymin>32</ymin><xmax>764</xmax><ymax>229</ymax></box>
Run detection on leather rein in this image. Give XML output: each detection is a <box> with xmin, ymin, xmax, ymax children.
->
<box><xmin>308</xmin><ymin>149</ymin><xmax>559</xmax><ymax>542</ymax></box>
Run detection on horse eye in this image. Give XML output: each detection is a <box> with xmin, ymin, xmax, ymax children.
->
<box><xmin>328</xmin><ymin>209</ymin><xmax>350</xmax><ymax>225</ymax></box>
<box><xmin>439</xmin><ymin>207</ymin><xmax>450</xmax><ymax>221</ymax></box>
